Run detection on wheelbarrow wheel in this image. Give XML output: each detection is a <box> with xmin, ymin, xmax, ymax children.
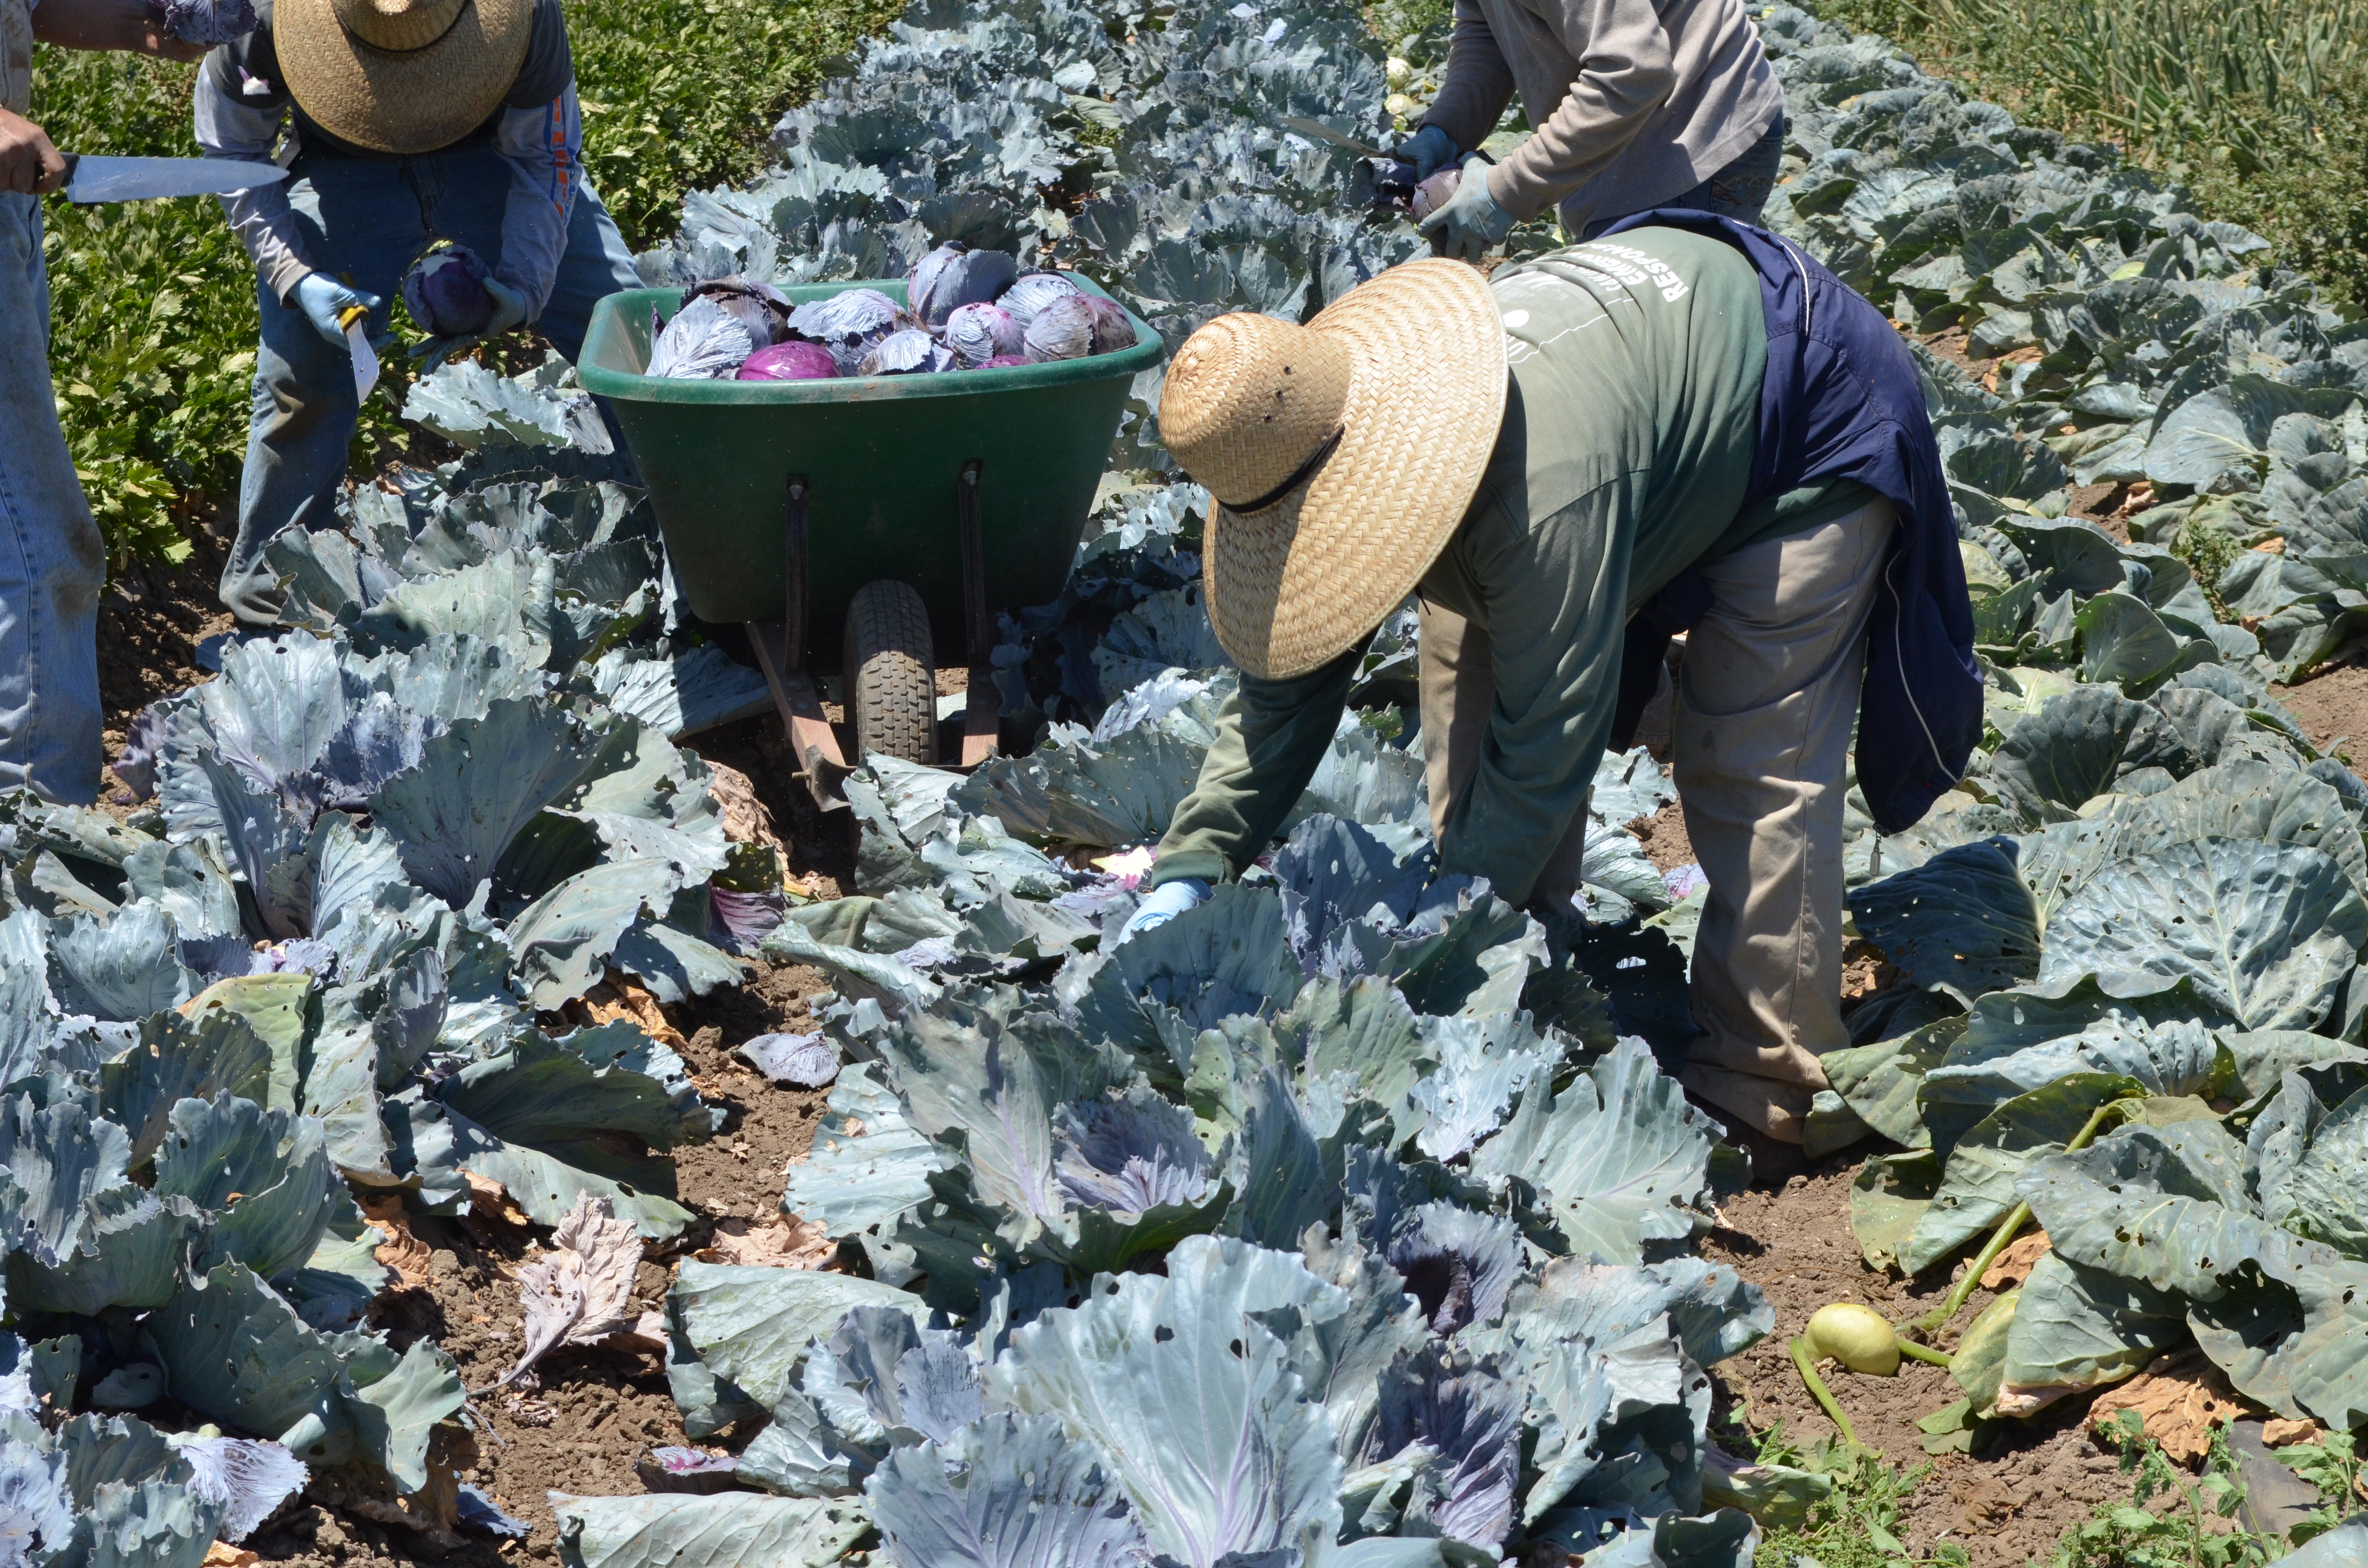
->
<box><xmin>843</xmin><ymin>579</ymin><xmax>937</xmax><ymax>765</ymax></box>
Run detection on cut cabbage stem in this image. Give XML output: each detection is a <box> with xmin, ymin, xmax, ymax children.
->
<box><xmin>1906</xmin><ymin>1093</ymin><xmax>2136</xmax><ymax>1336</ymax></box>
<box><xmin>1789</xmin><ymin>1334</ymin><xmax>1862</xmax><ymax>1450</ymax></box>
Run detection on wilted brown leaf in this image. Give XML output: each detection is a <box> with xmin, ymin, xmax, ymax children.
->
<box><xmin>360</xmin><ymin>1194</ymin><xmax>433</xmax><ymax>1292</ymax></box>
<box><xmin>205</xmin><ymin>1544</ymin><xmax>259</xmax><ymax>1568</ymax></box>
<box><xmin>696</xmin><ymin>1215</ymin><xmax>834</xmax><ymax>1270</ymax></box>
<box><xmin>2088</xmin><ymin>1348</ymin><xmax>2249</xmax><ymax>1463</ymax></box>
<box><xmin>497</xmin><ymin>1193</ymin><xmax>643</xmax><ymax>1390</ymax></box>
<box><xmin>706</xmin><ymin>760</ymin><xmax>786</xmax><ymax>850</ymax></box>
<box><xmin>2264</xmin><ymin>1417</ymin><xmax>2328</xmax><ymax>1446</ymax></box>
<box><xmin>1981</xmin><ymin>1230</ymin><xmax>2051</xmax><ymax>1290</ymax></box>
<box><xmin>461</xmin><ymin>1170</ymin><xmax>531</xmax><ymax>1228</ymax></box>
<box><xmin>575</xmin><ymin>973</ymin><xmax>687</xmax><ymax>1052</ymax></box>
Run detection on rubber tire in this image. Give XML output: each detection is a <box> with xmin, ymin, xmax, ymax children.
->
<box><xmin>843</xmin><ymin>579</ymin><xmax>937</xmax><ymax>765</ymax></box>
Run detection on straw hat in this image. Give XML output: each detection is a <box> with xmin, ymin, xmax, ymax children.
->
<box><xmin>1161</xmin><ymin>258</ymin><xmax>1507</xmax><ymax>681</ymax></box>
<box><xmin>275</xmin><ymin>0</ymin><xmax>533</xmax><ymax>156</ymax></box>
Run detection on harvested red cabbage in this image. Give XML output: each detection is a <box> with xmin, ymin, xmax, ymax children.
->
<box><xmin>144</xmin><ymin>0</ymin><xmax>258</xmax><ymax>46</ymax></box>
<box><xmin>943</xmin><ymin>301</ymin><xmax>1024</xmax><ymax>368</ymax></box>
<box><xmin>861</xmin><ymin>328</ymin><xmax>955</xmax><ymax>376</ymax></box>
<box><xmin>974</xmin><ymin>354</ymin><xmax>1031</xmax><ymax>370</ymax></box>
<box><xmin>736</xmin><ymin>341</ymin><xmax>839</xmax><ymax>381</ymax></box>
<box><xmin>400</xmin><ymin>243</ymin><xmax>495</xmax><ymax>338</ymax></box>
<box><xmin>648</xmin><ymin>296</ymin><xmax>761</xmax><ymax>379</ymax></box>
<box><xmin>1411</xmin><ymin>166</ymin><xmax>1461</xmax><ymax>222</ymax></box>
<box><xmin>999</xmin><ymin>270</ymin><xmax>1084</xmax><ymax>327</ymax></box>
<box><xmin>684</xmin><ymin>276</ymin><xmax>791</xmax><ymax>344</ymax></box>
<box><xmin>908</xmin><ymin>242</ymin><xmax>1020</xmax><ymax>327</ymax></box>
<box><xmin>788</xmin><ymin>287</ymin><xmax>903</xmax><ymax>375</ymax></box>
<box><xmin>1083</xmin><ymin>294</ymin><xmax>1135</xmax><ymax>354</ymax></box>
<box><xmin>1023</xmin><ymin>294</ymin><xmax>1095</xmax><ymax>362</ymax></box>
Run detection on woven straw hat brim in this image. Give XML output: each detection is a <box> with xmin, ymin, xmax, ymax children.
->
<box><xmin>277</xmin><ymin>0</ymin><xmax>533</xmax><ymax>155</ymax></box>
<box><xmin>1203</xmin><ymin>258</ymin><xmax>1508</xmax><ymax>681</ymax></box>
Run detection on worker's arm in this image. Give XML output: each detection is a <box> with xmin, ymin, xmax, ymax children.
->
<box><xmin>1435</xmin><ymin>478</ymin><xmax>1638</xmax><ymax>906</ymax></box>
<box><xmin>32</xmin><ymin>0</ymin><xmax>204</xmax><ymax>58</ymax></box>
<box><xmin>194</xmin><ymin>53</ymin><xmax>311</xmax><ymax>304</ymax></box>
<box><xmin>1147</xmin><ymin>646</ymin><xmax>1366</xmax><ymax>888</ymax></box>
<box><xmin>1416</xmin><ymin>0</ymin><xmax>1516</xmax><ymax>169</ymax></box>
<box><xmin>1482</xmin><ymin>0</ymin><xmax>1675</xmax><ymax>222</ymax></box>
<box><xmin>489</xmin><ymin>86</ymin><xmax>581</xmax><ymax>320</ymax></box>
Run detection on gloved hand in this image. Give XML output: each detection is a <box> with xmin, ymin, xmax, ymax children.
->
<box><xmin>1397</xmin><ymin>123</ymin><xmax>1460</xmax><ymax>181</ymax></box>
<box><xmin>293</xmin><ymin>271</ymin><xmax>383</xmax><ymax>351</ymax></box>
<box><xmin>1417</xmin><ymin>154</ymin><xmax>1516</xmax><ymax>261</ymax></box>
<box><xmin>413</xmin><ymin>275</ymin><xmax>530</xmax><ymax>372</ymax></box>
<box><xmin>1117</xmin><ymin>877</ymin><xmax>1209</xmax><ymax>943</ymax></box>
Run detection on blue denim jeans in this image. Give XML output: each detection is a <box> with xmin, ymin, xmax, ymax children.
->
<box><xmin>224</xmin><ymin>148</ymin><xmax>639</xmax><ymax>624</ymax></box>
<box><xmin>1579</xmin><ymin>113</ymin><xmax>1788</xmax><ymax>240</ymax></box>
<box><xmin>0</xmin><ymin>191</ymin><xmax>105</xmax><ymax>802</ymax></box>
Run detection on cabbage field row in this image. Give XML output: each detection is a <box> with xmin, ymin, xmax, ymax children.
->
<box><xmin>7</xmin><ymin>0</ymin><xmax>2368</xmax><ymax>1563</ymax></box>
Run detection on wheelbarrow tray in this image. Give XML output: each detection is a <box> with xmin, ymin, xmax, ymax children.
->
<box><xmin>578</xmin><ymin>276</ymin><xmax>1162</xmax><ymax>641</ymax></box>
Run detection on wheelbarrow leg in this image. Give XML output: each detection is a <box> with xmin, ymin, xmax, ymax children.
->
<box><xmin>746</xmin><ymin>473</ymin><xmax>849</xmax><ymax>810</ymax></box>
<box><xmin>957</xmin><ymin>458</ymin><xmax>1000</xmax><ymax>768</ymax></box>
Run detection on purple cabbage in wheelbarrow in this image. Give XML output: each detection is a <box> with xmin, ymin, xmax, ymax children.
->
<box><xmin>735</xmin><ymin>340</ymin><xmax>839</xmax><ymax>380</ymax></box>
<box><xmin>974</xmin><ymin>354</ymin><xmax>1031</xmax><ymax>370</ymax></box>
<box><xmin>998</xmin><ymin>270</ymin><xmax>1083</xmax><ymax>327</ymax></box>
<box><xmin>943</xmin><ymin>301</ymin><xmax>1023</xmax><ymax>368</ymax></box>
<box><xmin>1023</xmin><ymin>293</ymin><xmax>1096</xmax><ymax>362</ymax></box>
<box><xmin>647</xmin><ymin>295</ymin><xmax>762</xmax><ymax>378</ymax></box>
<box><xmin>788</xmin><ymin>287</ymin><xmax>902</xmax><ymax>375</ymax></box>
<box><xmin>401</xmin><ymin>243</ymin><xmax>495</xmax><ymax>337</ymax></box>
<box><xmin>1083</xmin><ymin>294</ymin><xmax>1135</xmax><ymax>354</ymax></box>
<box><xmin>908</xmin><ymin>242</ymin><xmax>1020</xmax><ymax>327</ymax></box>
<box><xmin>860</xmin><ymin>328</ymin><xmax>955</xmax><ymax>376</ymax></box>
<box><xmin>684</xmin><ymin>276</ymin><xmax>791</xmax><ymax>344</ymax></box>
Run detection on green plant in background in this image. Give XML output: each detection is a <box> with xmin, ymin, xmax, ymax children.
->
<box><xmin>29</xmin><ymin>0</ymin><xmax>902</xmax><ymax>572</ymax></box>
<box><xmin>2047</xmin><ymin>1412</ymin><xmax>2280</xmax><ymax>1568</ymax></box>
<box><xmin>1814</xmin><ymin>0</ymin><xmax>2368</xmax><ymax>313</ymax></box>
<box><xmin>566</xmin><ymin>0</ymin><xmax>905</xmax><ymax>249</ymax></box>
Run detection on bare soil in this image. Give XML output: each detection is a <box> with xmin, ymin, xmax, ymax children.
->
<box><xmin>97</xmin><ymin>527</ymin><xmax>234</xmax><ymax>802</ymax></box>
<box><xmin>2274</xmin><ymin>660</ymin><xmax>2368</xmax><ymax>767</ymax></box>
<box><xmin>1707</xmin><ymin>1166</ymin><xmax>2138</xmax><ymax>1566</ymax></box>
<box><xmin>1629</xmin><ymin>799</ymin><xmax>1696</xmax><ymax>873</ymax></box>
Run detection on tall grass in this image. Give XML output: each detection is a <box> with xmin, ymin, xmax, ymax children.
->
<box><xmin>1820</xmin><ymin>0</ymin><xmax>2368</xmax><ymax>311</ymax></box>
<box><xmin>30</xmin><ymin>0</ymin><xmax>900</xmax><ymax>570</ymax></box>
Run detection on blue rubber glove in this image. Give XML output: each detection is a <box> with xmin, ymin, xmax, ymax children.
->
<box><xmin>293</xmin><ymin>271</ymin><xmax>383</xmax><ymax>351</ymax></box>
<box><xmin>1417</xmin><ymin>154</ymin><xmax>1517</xmax><ymax>261</ymax></box>
<box><xmin>414</xmin><ymin>275</ymin><xmax>530</xmax><ymax>373</ymax></box>
<box><xmin>1118</xmin><ymin>877</ymin><xmax>1209</xmax><ymax>943</ymax></box>
<box><xmin>1397</xmin><ymin>123</ymin><xmax>1460</xmax><ymax>181</ymax></box>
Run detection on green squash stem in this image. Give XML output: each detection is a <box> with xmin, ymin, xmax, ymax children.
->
<box><xmin>1790</xmin><ymin>1334</ymin><xmax>1862</xmax><ymax>1449</ymax></box>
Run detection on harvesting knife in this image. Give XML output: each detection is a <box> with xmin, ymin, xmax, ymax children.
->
<box><xmin>1275</xmin><ymin>114</ymin><xmax>1390</xmax><ymax>158</ymax></box>
<box><xmin>61</xmin><ymin>153</ymin><xmax>288</xmax><ymax>205</ymax></box>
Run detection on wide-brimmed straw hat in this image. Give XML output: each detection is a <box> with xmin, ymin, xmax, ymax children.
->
<box><xmin>1160</xmin><ymin>258</ymin><xmax>1507</xmax><ymax>681</ymax></box>
<box><xmin>276</xmin><ymin>0</ymin><xmax>533</xmax><ymax>156</ymax></box>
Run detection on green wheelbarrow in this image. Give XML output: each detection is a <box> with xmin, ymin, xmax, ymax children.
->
<box><xmin>579</xmin><ymin>276</ymin><xmax>1164</xmax><ymax>804</ymax></box>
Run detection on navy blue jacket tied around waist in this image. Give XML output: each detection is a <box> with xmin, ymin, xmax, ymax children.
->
<box><xmin>1600</xmin><ymin>210</ymin><xmax>1981</xmax><ymax>837</ymax></box>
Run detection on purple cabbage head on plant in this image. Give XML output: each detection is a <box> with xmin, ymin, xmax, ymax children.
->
<box><xmin>998</xmin><ymin>270</ymin><xmax>1084</xmax><ymax>327</ymax></box>
<box><xmin>1023</xmin><ymin>294</ymin><xmax>1095</xmax><ymax>362</ymax></box>
<box><xmin>736</xmin><ymin>341</ymin><xmax>840</xmax><ymax>381</ymax></box>
<box><xmin>908</xmin><ymin>242</ymin><xmax>1020</xmax><ymax>327</ymax></box>
<box><xmin>400</xmin><ymin>244</ymin><xmax>495</xmax><ymax>338</ymax></box>
<box><xmin>943</xmin><ymin>302</ymin><xmax>1024</xmax><ymax>368</ymax></box>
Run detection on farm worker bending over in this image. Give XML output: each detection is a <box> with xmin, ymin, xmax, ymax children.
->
<box><xmin>195</xmin><ymin>0</ymin><xmax>638</xmax><ymax>626</ymax></box>
<box><xmin>1121</xmin><ymin>223</ymin><xmax>1981</xmax><ymax>1145</ymax></box>
<box><xmin>0</xmin><ymin>0</ymin><xmax>207</xmax><ymax>801</ymax></box>
<box><xmin>1402</xmin><ymin>0</ymin><xmax>1788</xmax><ymax>259</ymax></box>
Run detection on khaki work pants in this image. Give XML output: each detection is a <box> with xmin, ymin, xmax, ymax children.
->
<box><xmin>1420</xmin><ymin>496</ymin><xmax>1898</xmax><ymax>1142</ymax></box>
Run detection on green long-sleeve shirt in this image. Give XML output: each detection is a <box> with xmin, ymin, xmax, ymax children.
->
<box><xmin>1151</xmin><ymin>226</ymin><xmax>1869</xmax><ymax>906</ymax></box>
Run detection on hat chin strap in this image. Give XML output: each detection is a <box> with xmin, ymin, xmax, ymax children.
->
<box><xmin>1221</xmin><ymin>425</ymin><xmax>1344</xmax><ymax>514</ymax></box>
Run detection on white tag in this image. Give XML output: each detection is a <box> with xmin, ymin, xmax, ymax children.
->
<box><xmin>348</xmin><ymin>321</ymin><xmax>379</xmax><ymax>404</ymax></box>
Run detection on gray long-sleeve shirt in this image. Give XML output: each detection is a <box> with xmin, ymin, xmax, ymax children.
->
<box><xmin>192</xmin><ymin>0</ymin><xmax>582</xmax><ymax>315</ymax></box>
<box><xmin>1151</xmin><ymin>229</ymin><xmax>1869</xmax><ymax>906</ymax></box>
<box><xmin>1419</xmin><ymin>0</ymin><xmax>1784</xmax><ymax>234</ymax></box>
